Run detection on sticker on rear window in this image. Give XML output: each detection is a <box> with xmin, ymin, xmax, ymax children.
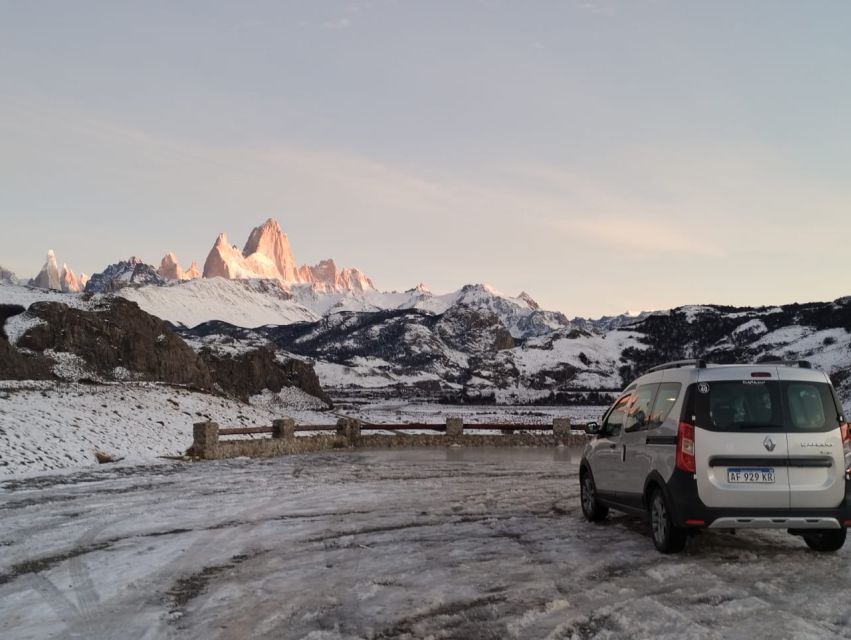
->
<box><xmin>742</xmin><ymin>380</ymin><xmax>766</xmax><ymax>385</ymax></box>
<box><xmin>698</xmin><ymin>383</ymin><xmax>710</xmax><ymax>394</ymax></box>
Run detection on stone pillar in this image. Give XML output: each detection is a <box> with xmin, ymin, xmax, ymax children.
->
<box><xmin>193</xmin><ymin>421</ymin><xmax>219</xmax><ymax>458</ymax></box>
<box><xmin>553</xmin><ymin>417</ymin><xmax>572</xmax><ymax>437</ymax></box>
<box><xmin>348</xmin><ymin>419</ymin><xmax>362</xmax><ymax>444</ymax></box>
<box><xmin>446</xmin><ymin>417</ymin><xmax>464</xmax><ymax>437</ymax></box>
<box><xmin>272</xmin><ymin>418</ymin><xmax>296</xmax><ymax>440</ymax></box>
<box><xmin>336</xmin><ymin>418</ymin><xmax>362</xmax><ymax>445</ymax></box>
<box><xmin>336</xmin><ymin>417</ymin><xmax>349</xmax><ymax>439</ymax></box>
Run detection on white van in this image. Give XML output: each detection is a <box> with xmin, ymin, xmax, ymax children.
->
<box><xmin>580</xmin><ymin>360</ymin><xmax>851</xmax><ymax>553</ymax></box>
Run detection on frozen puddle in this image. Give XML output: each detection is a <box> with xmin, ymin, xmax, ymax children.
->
<box><xmin>0</xmin><ymin>448</ymin><xmax>849</xmax><ymax>639</ymax></box>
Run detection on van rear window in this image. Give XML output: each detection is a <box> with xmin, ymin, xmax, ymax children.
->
<box><xmin>692</xmin><ymin>380</ymin><xmax>840</xmax><ymax>433</ymax></box>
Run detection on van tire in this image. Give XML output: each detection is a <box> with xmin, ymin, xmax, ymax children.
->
<box><xmin>580</xmin><ymin>469</ymin><xmax>609</xmax><ymax>522</ymax></box>
<box><xmin>803</xmin><ymin>528</ymin><xmax>846</xmax><ymax>552</ymax></box>
<box><xmin>650</xmin><ymin>488</ymin><xmax>687</xmax><ymax>553</ymax></box>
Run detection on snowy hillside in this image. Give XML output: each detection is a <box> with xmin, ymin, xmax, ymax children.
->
<box><xmin>0</xmin><ymin>283</ymin><xmax>91</xmax><ymax>311</ymax></box>
<box><xmin>0</xmin><ymin>381</ymin><xmax>331</xmax><ymax>476</ymax></box>
<box><xmin>176</xmin><ymin>296</ymin><xmax>851</xmax><ymax>409</ymax></box>
<box><xmin>118</xmin><ymin>278</ymin><xmax>320</xmax><ymax>328</ymax></box>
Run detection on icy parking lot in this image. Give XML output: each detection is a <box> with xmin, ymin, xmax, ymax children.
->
<box><xmin>1</xmin><ymin>448</ymin><xmax>850</xmax><ymax>639</ymax></box>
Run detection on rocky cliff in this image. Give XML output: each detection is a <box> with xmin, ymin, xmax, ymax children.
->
<box><xmin>0</xmin><ymin>298</ymin><xmax>332</xmax><ymax>405</ymax></box>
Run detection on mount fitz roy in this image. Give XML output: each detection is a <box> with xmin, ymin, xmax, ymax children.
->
<box><xmin>4</xmin><ymin>217</ymin><xmax>851</xmax><ymax>409</ymax></box>
<box><xmin>202</xmin><ymin>218</ymin><xmax>373</xmax><ymax>293</ymax></box>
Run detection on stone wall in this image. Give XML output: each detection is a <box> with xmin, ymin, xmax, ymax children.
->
<box><xmin>191</xmin><ymin>417</ymin><xmax>588</xmax><ymax>462</ymax></box>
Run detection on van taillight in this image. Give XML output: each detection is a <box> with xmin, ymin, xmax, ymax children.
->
<box><xmin>676</xmin><ymin>421</ymin><xmax>696</xmax><ymax>473</ymax></box>
<box><xmin>841</xmin><ymin>423</ymin><xmax>851</xmax><ymax>474</ymax></box>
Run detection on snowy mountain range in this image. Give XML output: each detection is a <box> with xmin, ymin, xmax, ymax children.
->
<box><xmin>4</xmin><ymin>217</ymin><xmax>851</xmax><ymax>407</ymax></box>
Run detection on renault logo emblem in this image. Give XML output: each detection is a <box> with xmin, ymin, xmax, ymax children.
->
<box><xmin>763</xmin><ymin>436</ymin><xmax>776</xmax><ymax>452</ymax></box>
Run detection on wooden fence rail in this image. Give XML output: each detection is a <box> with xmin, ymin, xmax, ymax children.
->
<box><xmin>216</xmin><ymin>422</ymin><xmax>570</xmax><ymax>436</ymax></box>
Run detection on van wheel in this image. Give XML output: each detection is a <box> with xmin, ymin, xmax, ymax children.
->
<box><xmin>803</xmin><ymin>528</ymin><xmax>847</xmax><ymax>552</ymax></box>
<box><xmin>580</xmin><ymin>470</ymin><xmax>608</xmax><ymax>522</ymax></box>
<box><xmin>650</xmin><ymin>488</ymin><xmax>687</xmax><ymax>553</ymax></box>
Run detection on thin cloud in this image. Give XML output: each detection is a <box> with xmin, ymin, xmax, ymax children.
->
<box><xmin>551</xmin><ymin>216</ymin><xmax>721</xmax><ymax>257</ymax></box>
<box><xmin>322</xmin><ymin>16</ymin><xmax>351</xmax><ymax>29</ymax></box>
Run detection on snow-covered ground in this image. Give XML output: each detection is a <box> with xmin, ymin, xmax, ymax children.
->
<box><xmin>1</xmin><ymin>448</ymin><xmax>848</xmax><ymax>640</ymax></box>
<box><xmin>0</xmin><ymin>382</ymin><xmax>333</xmax><ymax>477</ymax></box>
<box><xmin>339</xmin><ymin>398</ymin><xmax>604</xmax><ymax>428</ymax></box>
<box><xmin>0</xmin><ymin>283</ymin><xmax>90</xmax><ymax>311</ymax></box>
<box><xmin>0</xmin><ymin>380</ymin><xmax>597</xmax><ymax>478</ymax></box>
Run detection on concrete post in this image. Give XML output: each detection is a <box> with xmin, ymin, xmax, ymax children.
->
<box><xmin>272</xmin><ymin>418</ymin><xmax>296</xmax><ymax>440</ymax></box>
<box><xmin>193</xmin><ymin>421</ymin><xmax>219</xmax><ymax>458</ymax></box>
<box><xmin>553</xmin><ymin>417</ymin><xmax>572</xmax><ymax>437</ymax></box>
<box><xmin>446</xmin><ymin>417</ymin><xmax>464</xmax><ymax>437</ymax></box>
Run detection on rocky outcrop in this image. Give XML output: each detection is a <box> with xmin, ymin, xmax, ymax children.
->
<box><xmin>158</xmin><ymin>253</ymin><xmax>202</xmax><ymax>281</ymax></box>
<box><xmin>435</xmin><ymin>304</ymin><xmax>515</xmax><ymax>354</ymax></box>
<box><xmin>1</xmin><ymin>299</ymin><xmax>332</xmax><ymax>404</ymax></box>
<box><xmin>199</xmin><ymin>346</ymin><xmax>331</xmax><ymax>405</ymax></box>
<box><xmin>0</xmin><ymin>304</ymin><xmax>25</xmax><ymax>342</ymax></box>
<box><xmin>0</xmin><ymin>304</ymin><xmax>62</xmax><ymax>379</ymax></box>
<box><xmin>85</xmin><ymin>257</ymin><xmax>165</xmax><ymax>293</ymax></box>
<box><xmin>202</xmin><ymin>218</ymin><xmax>375</xmax><ymax>293</ymax></box>
<box><xmin>30</xmin><ymin>250</ymin><xmax>61</xmax><ymax>290</ymax></box>
<box><xmin>18</xmin><ymin>299</ymin><xmax>213</xmax><ymax>386</ymax></box>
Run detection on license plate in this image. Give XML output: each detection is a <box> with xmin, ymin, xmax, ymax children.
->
<box><xmin>727</xmin><ymin>467</ymin><xmax>775</xmax><ymax>484</ymax></box>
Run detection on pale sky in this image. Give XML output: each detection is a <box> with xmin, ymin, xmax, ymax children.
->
<box><xmin>1</xmin><ymin>1</ymin><xmax>850</xmax><ymax>317</ymax></box>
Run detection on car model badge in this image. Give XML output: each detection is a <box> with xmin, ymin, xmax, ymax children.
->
<box><xmin>763</xmin><ymin>436</ymin><xmax>776</xmax><ymax>452</ymax></box>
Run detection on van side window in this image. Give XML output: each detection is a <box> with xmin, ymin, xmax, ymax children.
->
<box><xmin>625</xmin><ymin>384</ymin><xmax>659</xmax><ymax>432</ymax></box>
<box><xmin>647</xmin><ymin>382</ymin><xmax>682</xmax><ymax>428</ymax></box>
<box><xmin>603</xmin><ymin>394</ymin><xmax>631</xmax><ymax>438</ymax></box>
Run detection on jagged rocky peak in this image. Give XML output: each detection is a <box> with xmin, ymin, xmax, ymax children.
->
<box><xmin>85</xmin><ymin>257</ymin><xmax>165</xmax><ymax>294</ymax></box>
<box><xmin>202</xmin><ymin>217</ymin><xmax>375</xmax><ymax>292</ymax></box>
<box><xmin>403</xmin><ymin>282</ymin><xmax>433</xmax><ymax>301</ymax></box>
<box><xmin>158</xmin><ymin>252</ymin><xmax>202</xmax><ymax>281</ymax></box>
<box><xmin>0</xmin><ymin>265</ymin><xmax>19</xmax><ymax>285</ymax></box>
<box><xmin>60</xmin><ymin>264</ymin><xmax>83</xmax><ymax>293</ymax></box>
<box><xmin>299</xmin><ymin>259</ymin><xmax>375</xmax><ymax>293</ymax></box>
<box><xmin>517</xmin><ymin>291</ymin><xmax>540</xmax><ymax>310</ymax></box>
<box><xmin>30</xmin><ymin>250</ymin><xmax>62</xmax><ymax>291</ymax></box>
<box><xmin>411</xmin><ymin>283</ymin><xmax>432</xmax><ymax>294</ymax></box>
<box><xmin>243</xmin><ymin>218</ymin><xmax>300</xmax><ymax>282</ymax></box>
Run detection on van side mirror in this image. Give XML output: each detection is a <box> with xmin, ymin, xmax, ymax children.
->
<box><xmin>585</xmin><ymin>421</ymin><xmax>600</xmax><ymax>435</ymax></box>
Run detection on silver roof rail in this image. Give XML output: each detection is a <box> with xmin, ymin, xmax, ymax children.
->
<box><xmin>643</xmin><ymin>359</ymin><xmax>707</xmax><ymax>374</ymax></box>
